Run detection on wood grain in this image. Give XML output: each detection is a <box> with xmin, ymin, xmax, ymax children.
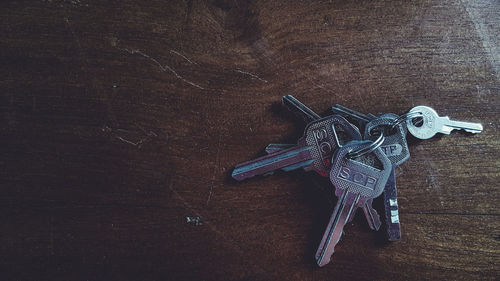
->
<box><xmin>1</xmin><ymin>0</ymin><xmax>499</xmax><ymax>280</ymax></box>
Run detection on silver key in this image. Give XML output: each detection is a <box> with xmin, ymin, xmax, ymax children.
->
<box><xmin>330</xmin><ymin>108</ymin><xmax>405</xmax><ymax>239</ymax></box>
<box><xmin>264</xmin><ymin>143</ymin><xmax>294</xmax><ymax>154</ymax></box>
<box><xmin>360</xmin><ymin>198</ymin><xmax>381</xmax><ymax>231</ymax></box>
<box><xmin>365</xmin><ymin>113</ymin><xmax>410</xmax><ymax>240</ymax></box>
<box><xmin>267</xmin><ymin>100</ymin><xmax>382</xmax><ymax>231</ymax></box>
<box><xmin>282</xmin><ymin>95</ymin><xmax>320</xmax><ymax>123</ymax></box>
<box><xmin>330</xmin><ymin>106</ymin><xmax>384</xmax><ymax>231</ymax></box>
<box><xmin>332</xmin><ymin>104</ymin><xmax>375</xmax><ymax>132</ymax></box>
<box><xmin>315</xmin><ymin>141</ymin><xmax>392</xmax><ymax>267</ymax></box>
<box><xmin>265</xmin><ymin>141</ymin><xmax>382</xmax><ymax>231</ymax></box>
<box><xmin>407</xmin><ymin>106</ymin><xmax>483</xmax><ymax>140</ymax></box>
<box><xmin>232</xmin><ymin>115</ymin><xmax>361</xmax><ymax>180</ymax></box>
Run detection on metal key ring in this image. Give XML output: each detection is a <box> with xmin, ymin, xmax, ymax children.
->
<box><xmin>390</xmin><ymin>111</ymin><xmax>424</xmax><ymax>131</ymax></box>
<box><xmin>347</xmin><ymin>130</ymin><xmax>385</xmax><ymax>159</ymax></box>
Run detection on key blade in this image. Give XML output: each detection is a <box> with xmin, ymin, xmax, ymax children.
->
<box><xmin>347</xmin><ymin>206</ymin><xmax>357</xmax><ymax>223</ymax></box>
<box><xmin>408</xmin><ymin>106</ymin><xmax>484</xmax><ymax>139</ymax></box>
<box><xmin>282</xmin><ymin>95</ymin><xmax>320</xmax><ymax>123</ymax></box>
<box><xmin>282</xmin><ymin>159</ymin><xmax>314</xmax><ymax>171</ymax></box>
<box><xmin>265</xmin><ymin>144</ymin><xmax>315</xmax><ymax>171</ymax></box>
<box><xmin>315</xmin><ymin>190</ymin><xmax>360</xmax><ymax>267</ymax></box>
<box><xmin>346</xmin><ymin>200</ymin><xmax>381</xmax><ymax>231</ymax></box>
<box><xmin>331</xmin><ymin>104</ymin><xmax>372</xmax><ymax>123</ymax></box>
<box><xmin>439</xmin><ymin>124</ymin><xmax>454</xmax><ymax>135</ymax></box>
<box><xmin>331</xmin><ymin>104</ymin><xmax>375</xmax><ymax>132</ymax></box>
<box><xmin>464</xmin><ymin>127</ymin><xmax>483</xmax><ymax>133</ymax></box>
<box><xmin>384</xmin><ymin>168</ymin><xmax>401</xmax><ymax>241</ymax></box>
<box><xmin>232</xmin><ymin>145</ymin><xmax>312</xmax><ymax>181</ymax></box>
<box><xmin>363</xmin><ymin>199</ymin><xmax>381</xmax><ymax>231</ymax></box>
<box><xmin>265</xmin><ymin>143</ymin><xmax>295</xmax><ymax>154</ymax></box>
<box><xmin>320</xmin><ymin>141</ymin><xmax>392</xmax><ymax>266</ymax></box>
<box><xmin>440</xmin><ymin>117</ymin><xmax>483</xmax><ymax>134</ymax></box>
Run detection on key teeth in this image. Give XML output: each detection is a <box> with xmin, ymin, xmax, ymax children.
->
<box><xmin>441</xmin><ymin>126</ymin><xmax>453</xmax><ymax>134</ymax></box>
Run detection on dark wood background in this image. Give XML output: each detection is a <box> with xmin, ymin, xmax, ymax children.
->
<box><xmin>1</xmin><ymin>0</ymin><xmax>499</xmax><ymax>280</ymax></box>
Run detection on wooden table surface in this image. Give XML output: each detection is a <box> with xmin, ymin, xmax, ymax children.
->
<box><xmin>1</xmin><ymin>0</ymin><xmax>499</xmax><ymax>280</ymax></box>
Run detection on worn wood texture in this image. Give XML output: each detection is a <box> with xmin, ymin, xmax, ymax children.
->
<box><xmin>1</xmin><ymin>0</ymin><xmax>499</xmax><ymax>280</ymax></box>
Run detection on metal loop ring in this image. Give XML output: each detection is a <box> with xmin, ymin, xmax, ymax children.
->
<box><xmin>347</xmin><ymin>130</ymin><xmax>385</xmax><ymax>159</ymax></box>
<box><xmin>390</xmin><ymin>111</ymin><xmax>424</xmax><ymax>131</ymax></box>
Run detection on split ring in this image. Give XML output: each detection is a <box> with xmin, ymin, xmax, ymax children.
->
<box><xmin>390</xmin><ymin>111</ymin><xmax>423</xmax><ymax>131</ymax></box>
<box><xmin>347</xmin><ymin>130</ymin><xmax>385</xmax><ymax>159</ymax></box>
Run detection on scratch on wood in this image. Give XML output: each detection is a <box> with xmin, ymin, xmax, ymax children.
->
<box><xmin>206</xmin><ymin>134</ymin><xmax>223</xmax><ymax>206</ymax></box>
<box><xmin>123</xmin><ymin>48</ymin><xmax>179</xmax><ymax>77</ymax></box>
<box><xmin>102</xmin><ymin>125</ymin><xmax>157</xmax><ymax>148</ymax></box>
<box><xmin>170</xmin><ymin>50</ymin><xmax>198</xmax><ymax>65</ymax></box>
<box><xmin>119</xmin><ymin>47</ymin><xmax>204</xmax><ymax>89</ymax></box>
<box><xmin>167</xmin><ymin>179</ymin><xmax>204</xmax><ymax>221</ymax></box>
<box><xmin>236</xmin><ymin>69</ymin><xmax>268</xmax><ymax>83</ymax></box>
<box><xmin>295</xmin><ymin>68</ymin><xmax>326</xmax><ymax>91</ymax></box>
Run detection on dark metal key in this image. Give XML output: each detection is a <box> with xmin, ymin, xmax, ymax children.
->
<box><xmin>266</xmin><ymin>99</ymin><xmax>382</xmax><ymax>230</ymax></box>
<box><xmin>330</xmin><ymin>106</ymin><xmax>385</xmax><ymax>230</ymax></box>
<box><xmin>264</xmin><ymin>141</ymin><xmax>382</xmax><ymax>231</ymax></box>
<box><xmin>315</xmin><ymin>141</ymin><xmax>392</xmax><ymax>267</ymax></box>
<box><xmin>232</xmin><ymin>115</ymin><xmax>361</xmax><ymax>180</ymax></box>
<box><xmin>264</xmin><ymin>143</ymin><xmax>294</xmax><ymax>154</ymax></box>
<box><xmin>282</xmin><ymin>94</ymin><xmax>320</xmax><ymax>123</ymax></box>
<box><xmin>265</xmin><ymin>99</ymin><xmax>382</xmax><ymax>231</ymax></box>
<box><xmin>331</xmin><ymin>104</ymin><xmax>375</xmax><ymax>133</ymax></box>
<box><xmin>330</xmin><ymin>106</ymin><xmax>407</xmax><ymax>240</ymax></box>
<box><xmin>365</xmin><ymin>113</ymin><xmax>410</xmax><ymax>241</ymax></box>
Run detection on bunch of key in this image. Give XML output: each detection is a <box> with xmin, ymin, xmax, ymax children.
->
<box><xmin>232</xmin><ymin>95</ymin><xmax>483</xmax><ymax>267</ymax></box>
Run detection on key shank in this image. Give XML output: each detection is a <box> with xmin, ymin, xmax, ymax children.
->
<box><xmin>315</xmin><ymin>190</ymin><xmax>360</xmax><ymax>267</ymax></box>
<box><xmin>438</xmin><ymin>116</ymin><xmax>483</xmax><ymax>134</ymax></box>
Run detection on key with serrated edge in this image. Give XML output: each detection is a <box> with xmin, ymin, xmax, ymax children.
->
<box><xmin>365</xmin><ymin>113</ymin><xmax>410</xmax><ymax>241</ymax></box>
<box><xmin>329</xmin><ymin>106</ymin><xmax>385</xmax><ymax>230</ymax></box>
<box><xmin>266</xmin><ymin>101</ymin><xmax>382</xmax><ymax>231</ymax></box>
<box><xmin>315</xmin><ymin>140</ymin><xmax>392</xmax><ymax>267</ymax></box>
<box><xmin>232</xmin><ymin>115</ymin><xmax>362</xmax><ymax>180</ymax></box>
<box><xmin>264</xmin><ymin>141</ymin><xmax>382</xmax><ymax>231</ymax></box>
<box><xmin>329</xmin><ymin>106</ymin><xmax>408</xmax><ymax>240</ymax></box>
<box><xmin>406</xmin><ymin>105</ymin><xmax>483</xmax><ymax>140</ymax></box>
<box><xmin>333</xmin><ymin>108</ymin><xmax>407</xmax><ymax>240</ymax></box>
